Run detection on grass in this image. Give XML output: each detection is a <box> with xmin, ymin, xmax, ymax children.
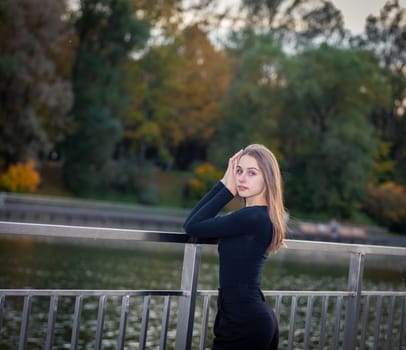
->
<box><xmin>154</xmin><ymin>168</ymin><xmax>192</xmax><ymax>207</ymax></box>
<box><xmin>23</xmin><ymin>162</ymin><xmax>406</xmax><ymax>238</ymax></box>
<box><xmin>37</xmin><ymin>161</ymin><xmax>192</xmax><ymax>208</ymax></box>
<box><xmin>36</xmin><ymin>162</ymin><xmax>74</xmax><ymax>198</ymax></box>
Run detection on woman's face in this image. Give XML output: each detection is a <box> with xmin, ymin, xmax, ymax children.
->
<box><xmin>236</xmin><ymin>154</ymin><xmax>266</xmax><ymax>205</ymax></box>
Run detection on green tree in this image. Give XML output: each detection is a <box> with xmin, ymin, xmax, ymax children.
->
<box><xmin>209</xmin><ymin>29</ymin><xmax>286</xmax><ymax>166</ymax></box>
<box><xmin>63</xmin><ymin>0</ymin><xmax>149</xmax><ymax>194</ymax></box>
<box><xmin>351</xmin><ymin>0</ymin><xmax>406</xmax><ymax>185</ymax></box>
<box><xmin>122</xmin><ymin>24</ymin><xmax>230</xmax><ymax>170</ymax></box>
<box><xmin>240</xmin><ymin>0</ymin><xmax>345</xmax><ymax>46</ymax></box>
<box><xmin>281</xmin><ymin>45</ymin><xmax>391</xmax><ymax>217</ymax></box>
<box><xmin>0</xmin><ymin>0</ymin><xmax>73</xmax><ymax>167</ymax></box>
<box><xmin>167</xmin><ymin>25</ymin><xmax>231</xmax><ymax>169</ymax></box>
<box><xmin>211</xmin><ymin>31</ymin><xmax>391</xmax><ymax>218</ymax></box>
<box><xmin>121</xmin><ymin>40</ymin><xmax>181</xmax><ymax>167</ymax></box>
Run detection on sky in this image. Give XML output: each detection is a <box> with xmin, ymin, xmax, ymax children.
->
<box><xmin>210</xmin><ymin>0</ymin><xmax>405</xmax><ymax>34</ymax></box>
<box><xmin>194</xmin><ymin>0</ymin><xmax>406</xmax><ymax>46</ymax></box>
<box><xmin>333</xmin><ymin>0</ymin><xmax>405</xmax><ymax>33</ymax></box>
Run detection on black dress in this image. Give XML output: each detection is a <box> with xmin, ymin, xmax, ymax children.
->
<box><xmin>183</xmin><ymin>181</ymin><xmax>279</xmax><ymax>350</ymax></box>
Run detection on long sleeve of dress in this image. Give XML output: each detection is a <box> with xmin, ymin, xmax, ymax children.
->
<box><xmin>183</xmin><ymin>182</ymin><xmax>271</xmax><ymax>240</ymax></box>
<box><xmin>183</xmin><ymin>181</ymin><xmax>226</xmax><ymax>228</ymax></box>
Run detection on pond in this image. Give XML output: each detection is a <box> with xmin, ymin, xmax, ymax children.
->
<box><xmin>0</xmin><ymin>235</ymin><xmax>405</xmax><ymax>349</ymax></box>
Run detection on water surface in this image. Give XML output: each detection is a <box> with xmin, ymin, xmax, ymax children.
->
<box><xmin>0</xmin><ymin>236</ymin><xmax>404</xmax><ymax>349</ymax></box>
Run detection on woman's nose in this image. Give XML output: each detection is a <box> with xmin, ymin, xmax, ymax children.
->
<box><xmin>238</xmin><ymin>173</ymin><xmax>246</xmax><ymax>182</ymax></box>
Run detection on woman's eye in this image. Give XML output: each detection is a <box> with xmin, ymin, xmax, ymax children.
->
<box><xmin>236</xmin><ymin>169</ymin><xmax>242</xmax><ymax>175</ymax></box>
<box><xmin>248</xmin><ymin>171</ymin><xmax>256</xmax><ymax>176</ymax></box>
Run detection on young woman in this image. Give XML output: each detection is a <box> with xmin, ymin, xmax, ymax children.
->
<box><xmin>183</xmin><ymin>144</ymin><xmax>285</xmax><ymax>350</ymax></box>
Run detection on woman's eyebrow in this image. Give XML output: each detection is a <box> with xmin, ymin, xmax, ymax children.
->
<box><xmin>237</xmin><ymin>165</ymin><xmax>259</xmax><ymax>171</ymax></box>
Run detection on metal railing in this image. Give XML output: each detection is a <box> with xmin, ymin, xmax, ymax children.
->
<box><xmin>0</xmin><ymin>221</ymin><xmax>405</xmax><ymax>350</ymax></box>
<box><xmin>0</xmin><ymin>192</ymin><xmax>187</xmax><ymax>231</ymax></box>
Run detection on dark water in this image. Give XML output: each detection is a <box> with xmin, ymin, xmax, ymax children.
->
<box><xmin>0</xmin><ymin>236</ymin><xmax>405</xmax><ymax>349</ymax></box>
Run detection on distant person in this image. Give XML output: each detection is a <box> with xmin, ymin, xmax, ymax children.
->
<box><xmin>330</xmin><ymin>219</ymin><xmax>340</xmax><ymax>239</ymax></box>
<box><xmin>184</xmin><ymin>144</ymin><xmax>285</xmax><ymax>350</ymax></box>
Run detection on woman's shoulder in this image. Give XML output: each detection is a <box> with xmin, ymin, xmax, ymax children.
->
<box><xmin>240</xmin><ymin>205</ymin><xmax>268</xmax><ymax>213</ymax></box>
<box><xmin>235</xmin><ymin>206</ymin><xmax>270</xmax><ymax>223</ymax></box>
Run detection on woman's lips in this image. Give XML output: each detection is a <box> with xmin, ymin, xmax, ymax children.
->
<box><xmin>237</xmin><ymin>186</ymin><xmax>248</xmax><ymax>191</ymax></box>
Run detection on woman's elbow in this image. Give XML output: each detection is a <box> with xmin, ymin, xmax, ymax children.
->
<box><xmin>183</xmin><ymin>222</ymin><xmax>193</xmax><ymax>235</ymax></box>
<box><xmin>183</xmin><ymin>222</ymin><xmax>199</xmax><ymax>237</ymax></box>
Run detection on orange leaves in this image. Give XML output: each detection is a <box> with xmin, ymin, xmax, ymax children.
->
<box><xmin>0</xmin><ymin>159</ymin><xmax>41</xmax><ymax>193</ymax></box>
<box><xmin>185</xmin><ymin>162</ymin><xmax>222</xmax><ymax>201</ymax></box>
<box><xmin>366</xmin><ymin>182</ymin><xmax>406</xmax><ymax>231</ymax></box>
<box><xmin>167</xmin><ymin>25</ymin><xmax>231</xmax><ymax>146</ymax></box>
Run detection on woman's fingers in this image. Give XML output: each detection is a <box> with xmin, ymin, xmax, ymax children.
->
<box><xmin>229</xmin><ymin>150</ymin><xmax>242</xmax><ymax>166</ymax></box>
<box><xmin>221</xmin><ymin>149</ymin><xmax>243</xmax><ymax>195</ymax></box>
<box><xmin>231</xmin><ymin>150</ymin><xmax>243</xmax><ymax>168</ymax></box>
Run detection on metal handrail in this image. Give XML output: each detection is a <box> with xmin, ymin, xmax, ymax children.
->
<box><xmin>0</xmin><ymin>221</ymin><xmax>405</xmax><ymax>350</ymax></box>
<box><xmin>1</xmin><ymin>221</ymin><xmax>405</xmax><ymax>255</ymax></box>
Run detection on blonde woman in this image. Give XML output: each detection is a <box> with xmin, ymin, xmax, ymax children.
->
<box><xmin>184</xmin><ymin>144</ymin><xmax>285</xmax><ymax>350</ymax></box>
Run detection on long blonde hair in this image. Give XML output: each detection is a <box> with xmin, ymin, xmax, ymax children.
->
<box><xmin>241</xmin><ymin>144</ymin><xmax>286</xmax><ymax>253</ymax></box>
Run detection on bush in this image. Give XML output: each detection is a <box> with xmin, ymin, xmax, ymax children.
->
<box><xmin>139</xmin><ymin>184</ymin><xmax>160</xmax><ymax>205</ymax></box>
<box><xmin>184</xmin><ymin>162</ymin><xmax>222</xmax><ymax>203</ymax></box>
<box><xmin>107</xmin><ymin>158</ymin><xmax>140</xmax><ymax>193</ymax></box>
<box><xmin>0</xmin><ymin>159</ymin><xmax>41</xmax><ymax>192</ymax></box>
<box><xmin>365</xmin><ymin>182</ymin><xmax>406</xmax><ymax>233</ymax></box>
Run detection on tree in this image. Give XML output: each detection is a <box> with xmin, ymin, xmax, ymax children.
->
<box><xmin>167</xmin><ymin>25</ymin><xmax>231</xmax><ymax>169</ymax></box>
<box><xmin>280</xmin><ymin>45</ymin><xmax>391</xmax><ymax>217</ymax></box>
<box><xmin>211</xmin><ymin>30</ymin><xmax>391</xmax><ymax>217</ymax></box>
<box><xmin>0</xmin><ymin>0</ymin><xmax>73</xmax><ymax>167</ymax></box>
<box><xmin>351</xmin><ymin>0</ymin><xmax>406</xmax><ymax>184</ymax></box>
<box><xmin>63</xmin><ymin>0</ymin><xmax>149</xmax><ymax>194</ymax></box>
<box><xmin>121</xmin><ymin>24</ymin><xmax>230</xmax><ymax>170</ymax></box>
<box><xmin>209</xmin><ymin>29</ymin><xmax>286</xmax><ymax>167</ymax></box>
<box><xmin>240</xmin><ymin>0</ymin><xmax>345</xmax><ymax>47</ymax></box>
<box><xmin>120</xmin><ymin>40</ymin><xmax>181</xmax><ymax>166</ymax></box>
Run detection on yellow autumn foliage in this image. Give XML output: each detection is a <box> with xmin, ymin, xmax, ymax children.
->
<box><xmin>0</xmin><ymin>159</ymin><xmax>41</xmax><ymax>193</ymax></box>
<box><xmin>366</xmin><ymin>182</ymin><xmax>406</xmax><ymax>232</ymax></box>
<box><xmin>185</xmin><ymin>162</ymin><xmax>222</xmax><ymax>202</ymax></box>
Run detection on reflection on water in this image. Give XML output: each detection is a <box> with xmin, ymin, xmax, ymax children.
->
<box><xmin>1</xmin><ymin>237</ymin><xmax>405</xmax><ymax>291</ymax></box>
<box><xmin>0</xmin><ymin>236</ymin><xmax>405</xmax><ymax>349</ymax></box>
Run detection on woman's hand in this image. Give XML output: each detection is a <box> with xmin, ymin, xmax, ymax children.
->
<box><xmin>221</xmin><ymin>149</ymin><xmax>243</xmax><ymax>196</ymax></box>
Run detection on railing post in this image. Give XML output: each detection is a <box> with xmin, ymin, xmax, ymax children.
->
<box><xmin>343</xmin><ymin>251</ymin><xmax>365</xmax><ymax>349</ymax></box>
<box><xmin>175</xmin><ymin>243</ymin><xmax>201</xmax><ymax>350</ymax></box>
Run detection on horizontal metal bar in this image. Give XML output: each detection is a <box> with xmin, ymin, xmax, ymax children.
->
<box><xmin>362</xmin><ymin>291</ymin><xmax>406</xmax><ymax>296</ymax></box>
<box><xmin>0</xmin><ymin>289</ymin><xmax>185</xmax><ymax>297</ymax></box>
<box><xmin>1</xmin><ymin>221</ymin><xmax>406</xmax><ymax>256</ymax></box>
<box><xmin>198</xmin><ymin>290</ymin><xmax>355</xmax><ymax>297</ymax></box>
<box><xmin>3</xmin><ymin>289</ymin><xmax>404</xmax><ymax>300</ymax></box>
<box><xmin>0</xmin><ymin>221</ymin><xmax>202</xmax><ymax>244</ymax></box>
<box><xmin>283</xmin><ymin>238</ymin><xmax>406</xmax><ymax>256</ymax></box>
